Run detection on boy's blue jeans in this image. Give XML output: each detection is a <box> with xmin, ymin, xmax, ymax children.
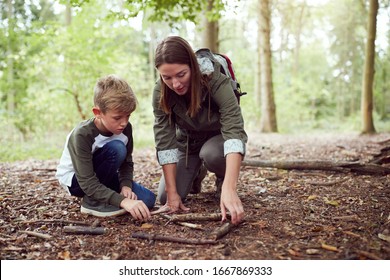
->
<box><xmin>68</xmin><ymin>140</ymin><xmax>155</xmax><ymax>209</ymax></box>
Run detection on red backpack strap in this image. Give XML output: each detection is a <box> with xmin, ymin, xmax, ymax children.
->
<box><xmin>219</xmin><ymin>54</ymin><xmax>236</xmax><ymax>81</ymax></box>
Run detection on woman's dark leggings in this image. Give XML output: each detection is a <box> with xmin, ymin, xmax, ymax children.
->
<box><xmin>157</xmin><ymin>134</ymin><xmax>225</xmax><ymax>204</ymax></box>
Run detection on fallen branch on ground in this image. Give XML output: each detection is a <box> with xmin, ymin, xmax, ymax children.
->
<box><xmin>63</xmin><ymin>226</ymin><xmax>106</xmax><ymax>235</ymax></box>
<box><xmin>131</xmin><ymin>232</ymin><xmax>217</xmax><ymax>245</ymax></box>
<box><xmin>19</xmin><ymin>230</ymin><xmax>53</xmax><ymax>240</ymax></box>
<box><xmin>332</xmin><ymin>215</ymin><xmax>360</xmax><ymax>222</ymax></box>
<box><xmin>209</xmin><ymin>222</ymin><xmax>236</xmax><ymax>240</ymax></box>
<box><xmin>242</xmin><ymin>159</ymin><xmax>390</xmax><ymax>175</ymax></box>
<box><xmin>290</xmin><ymin>178</ymin><xmax>349</xmax><ymax>186</ymax></box>
<box><xmin>158</xmin><ymin>214</ymin><xmax>204</xmax><ymax>229</ymax></box>
<box><xmin>20</xmin><ymin>219</ymin><xmax>90</xmax><ymax>226</ymax></box>
<box><xmin>357</xmin><ymin>250</ymin><xmax>382</xmax><ymax>260</ymax></box>
<box><xmin>177</xmin><ymin>222</ymin><xmax>204</xmax><ymax>230</ymax></box>
<box><xmin>161</xmin><ymin>213</ymin><xmax>225</xmax><ymax>222</ymax></box>
<box><xmin>151</xmin><ymin>205</ymin><xmax>170</xmax><ymax>215</ymax></box>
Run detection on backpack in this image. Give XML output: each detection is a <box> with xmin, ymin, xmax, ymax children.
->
<box><xmin>196</xmin><ymin>48</ymin><xmax>247</xmax><ymax>104</ymax></box>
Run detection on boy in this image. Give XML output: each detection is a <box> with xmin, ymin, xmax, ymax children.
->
<box><xmin>56</xmin><ymin>74</ymin><xmax>155</xmax><ymax>220</ymax></box>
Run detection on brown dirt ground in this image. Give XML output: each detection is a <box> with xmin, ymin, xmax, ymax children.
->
<box><xmin>0</xmin><ymin>132</ymin><xmax>389</xmax><ymax>260</ymax></box>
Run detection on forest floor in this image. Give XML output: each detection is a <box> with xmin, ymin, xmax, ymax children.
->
<box><xmin>0</xmin><ymin>132</ymin><xmax>389</xmax><ymax>260</ymax></box>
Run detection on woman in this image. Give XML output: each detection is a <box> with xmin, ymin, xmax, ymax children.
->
<box><xmin>152</xmin><ymin>36</ymin><xmax>247</xmax><ymax>224</ymax></box>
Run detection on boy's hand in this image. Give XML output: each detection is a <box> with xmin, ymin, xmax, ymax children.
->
<box><xmin>120</xmin><ymin>186</ymin><xmax>137</xmax><ymax>200</ymax></box>
<box><xmin>120</xmin><ymin>198</ymin><xmax>151</xmax><ymax>221</ymax></box>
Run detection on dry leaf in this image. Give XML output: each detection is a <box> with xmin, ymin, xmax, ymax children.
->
<box><xmin>343</xmin><ymin>231</ymin><xmax>361</xmax><ymax>238</ymax></box>
<box><xmin>288</xmin><ymin>248</ymin><xmax>301</xmax><ymax>257</ymax></box>
<box><xmin>250</xmin><ymin>220</ymin><xmax>268</xmax><ymax>229</ymax></box>
<box><xmin>321</xmin><ymin>243</ymin><xmax>339</xmax><ymax>252</ymax></box>
<box><xmin>378</xmin><ymin>233</ymin><xmax>390</xmax><ymax>243</ymax></box>
<box><xmin>307</xmin><ymin>195</ymin><xmax>317</xmax><ymax>200</ymax></box>
<box><xmin>140</xmin><ymin>223</ymin><xmax>153</xmax><ymax>229</ymax></box>
<box><xmin>306</xmin><ymin>249</ymin><xmax>320</xmax><ymax>255</ymax></box>
<box><xmin>58</xmin><ymin>250</ymin><xmax>71</xmax><ymax>260</ymax></box>
<box><xmin>324</xmin><ymin>198</ymin><xmax>339</xmax><ymax>206</ymax></box>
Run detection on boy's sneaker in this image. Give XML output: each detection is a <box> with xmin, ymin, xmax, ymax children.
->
<box><xmin>80</xmin><ymin>196</ymin><xmax>127</xmax><ymax>217</ymax></box>
<box><xmin>190</xmin><ymin>164</ymin><xmax>208</xmax><ymax>194</ymax></box>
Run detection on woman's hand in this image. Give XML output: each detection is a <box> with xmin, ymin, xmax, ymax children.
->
<box><xmin>120</xmin><ymin>198</ymin><xmax>151</xmax><ymax>220</ymax></box>
<box><xmin>219</xmin><ymin>153</ymin><xmax>245</xmax><ymax>225</ymax></box>
<box><xmin>120</xmin><ymin>186</ymin><xmax>137</xmax><ymax>200</ymax></box>
<box><xmin>165</xmin><ymin>192</ymin><xmax>190</xmax><ymax>214</ymax></box>
<box><xmin>220</xmin><ymin>186</ymin><xmax>244</xmax><ymax>225</ymax></box>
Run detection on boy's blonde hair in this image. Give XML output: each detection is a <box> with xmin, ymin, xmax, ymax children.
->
<box><xmin>93</xmin><ymin>74</ymin><xmax>137</xmax><ymax>114</ymax></box>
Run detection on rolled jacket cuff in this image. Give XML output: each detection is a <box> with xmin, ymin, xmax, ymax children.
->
<box><xmin>224</xmin><ymin>139</ymin><xmax>245</xmax><ymax>157</ymax></box>
<box><xmin>157</xmin><ymin>148</ymin><xmax>179</xmax><ymax>165</ymax></box>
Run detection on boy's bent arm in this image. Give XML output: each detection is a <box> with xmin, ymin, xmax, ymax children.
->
<box><xmin>118</xmin><ymin>124</ymin><xmax>134</xmax><ymax>189</ymax></box>
<box><xmin>120</xmin><ymin>198</ymin><xmax>151</xmax><ymax>220</ymax></box>
<box><xmin>68</xmin><ymin>130</ymin><xmax>125</xmax><ymax>207</ymax></box>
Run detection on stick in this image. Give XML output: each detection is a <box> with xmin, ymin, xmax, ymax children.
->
<box><xmin>160</xmin><ymin>214</ymin><xmax>173</xmax><ymax>220</ymax></box>
<box><xmin>32</xmin><ymin>168</ymin><xmax>57</xmax><ymax>172</ymax></box>
<box><xmin>151</xmin><ymin>205</ymin><xmax>170</xmax><ymax>215</ymax></box>
<box><xmin>63</xmin><ymin>226</ymin><xmax>106</xmax><ymax>235</ymax></box>
<box><xmin>332</xmin><ymin>215</ymin><xmax>360</xmax><ymax>222</ymax></box>
<box><xmin>209</xmin><ymin>222</ymin><xmax>236</xmax><ymax>240</ymax></box>
<box><xmin>13</xmin><ymin>202</ymin><xmax>37</xmax><ymax>210</ymax></box>
<box><xmin>19</xmin><ymin>230</ymin><xmax>53</xmax><ymax>240</ymax></box>
<box><xmin>177</xmin><ymin>222</ymin><xmax>204</xmax><ymax>230</ymax></box>
<box><xmin>131</xmin><ymin>232</ymin><xmax>217</xmax><ymax>245</ymax></box>
<box><xmin>20</xmin><ymin>219</ymin><xmax>90</xmax><ymax>226</ymax></box>
<box><xmin>164</xmin><ymin>213</ymin><xmax>224</xmax><ymax>222</ymax></box>
<box><xmin>357</xmin><ymin>250</ymin><xmax>382</xmax><ymax>260</ymax></box>
<box><xmin>305</xmin><ymin>178</ymin><xmax>349</xmax><ymax>186</ymax></box>
<box><xmin>0</xmin><ymin>233</ymin><xmax>14</xmax><ymax>239</ymax></box>
<box><xmin>158</xmin><ymin>214</ymin><xmax>203</xmax><ymax>229</ymax></box>
<box><xmin>91</xmin><ymin>218</ymin><xmax>101</xmax><ymax>228</ymax></box>
<box><xmin>242</xmin><ymin>159</ymin><xmax>390</xmax><ymax>175</ymax></box>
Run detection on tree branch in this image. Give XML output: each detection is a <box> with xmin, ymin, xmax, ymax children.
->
<box><xmin>19</xmin><ymin>230</ymin><xmax>53</xmax><ymax>240</ymax></box>
<box><xmin>209</xmin><ymin>222</ymin><xmax>236</xmax><ymax>240</ymax></box>
<box><xmin>63</xmin><ymin>226</ymin><xmax>106</xmax><ymax>235</ymax></box>
<box><xmin>131</xmin><ymin>232</ymin><xmax>217</xmax><ymax>245</ymax></box>
<box><xmin>162</xmin><ymin>213</ymin><xmax>225</xmax><ymax>222</ymax></box>
<box><xmin>242</xmin><ymin>159</ymin><xmax>390</xmax><ymax>175</ymax></box>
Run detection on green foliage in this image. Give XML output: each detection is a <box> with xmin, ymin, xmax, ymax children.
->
<box><xmin>0</xmin><ymin>0</ymin><xmax>59</xmax><ymax>135</ymax></box>
<box><xmin>60</xmin><ymin>0</ymin><xmax>90</xmax><ymax>7</ymax></box>
<box><xmin>0</xmin><ymin>0</ymin><xmax>389</xmax><ymax>162</ymax></box>
<box><xmin>122</xmin><ymin>0</ymin><xmax>226</xmax><ymax>24</ymax></box>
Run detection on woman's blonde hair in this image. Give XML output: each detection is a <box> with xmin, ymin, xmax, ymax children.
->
<box><xmin>155</xmin><ymin>36</ymin><xmax>207</xmax><ymax>118</ymax></box>
<box><xmin>93</xmin><ymin>74</ymin><xmax>137</xmax><ymax>114</ymax></box>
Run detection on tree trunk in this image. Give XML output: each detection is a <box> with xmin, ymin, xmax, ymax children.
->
<box><xmin>292</xmin><ymin>3</ymin><xmax>305</xmax><ymax>77</ymax></box>
<box><xmin>148</xmin><ymin>23</ymin><xmax>157</xmax><ymax>82</ymax></box>
<box><xmin>6</xmin><ymin>0</ymin><xmax>15</xmax><ymax>114</ymax></box>
<box><xmin>254</xmin><ymin>2</ymin><xmax>262</xmax><ymax>107</ymax></box>
<box><xmin>361</xmin><ymin>0</ymin><xmax>378</xmax><ymax>134</ymax></box>
<box><xmin>258</xmin><ymin>0</ymin><xmax>277</xmax><ymax>132</ymax></box>
<box><xmin>65</xmin><ymin>1</ymin><xmax>72</xmax><ymax>26</ymax></box>
<box><xmin>201</xmin><ymin>0</ymin><xmax>219</xmax><ymax>52</ymax></box>
<box><xmin>379</xmin><ymin>68</ymin><xmax>387</xmax><ymax>120</ymax></box>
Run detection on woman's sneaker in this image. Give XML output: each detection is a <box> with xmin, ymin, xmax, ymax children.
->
<box><xmin>80</xmin><ymin>196</ymin><xmax>127</xmax><ymax>217</ymax></box>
